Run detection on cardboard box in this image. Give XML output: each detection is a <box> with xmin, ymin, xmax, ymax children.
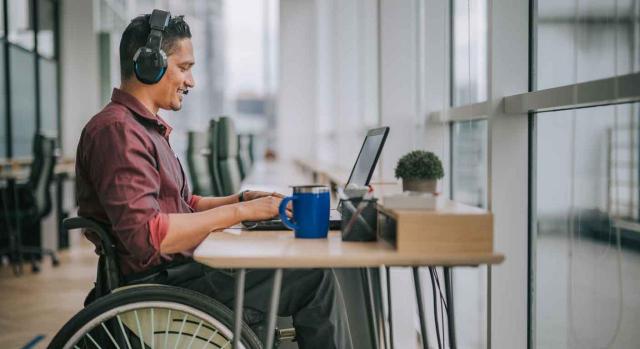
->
<box><xmin>377</xmin><ymin>200</ymin><xmax>493</xmax><ymax>254</ymax></box>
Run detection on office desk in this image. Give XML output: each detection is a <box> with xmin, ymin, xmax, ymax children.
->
<box><xmin>194</xmin><ymin>160</ymin><xmax>504</xmax><ymax>349</ymax></box>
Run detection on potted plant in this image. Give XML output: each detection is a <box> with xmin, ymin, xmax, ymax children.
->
<box><xmin>394</xmin><ymin>150</ymin><xmax>444</xmax><ymax>193</ymax></box>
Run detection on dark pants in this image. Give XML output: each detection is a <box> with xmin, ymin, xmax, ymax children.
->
<box><xmin>145</xmin><ymin>262</ymin><xmax>353</xmax><ymax>349</ymax></box>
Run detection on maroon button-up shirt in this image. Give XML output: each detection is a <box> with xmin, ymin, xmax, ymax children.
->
<box><xmin>76</xmin><ymin>88</ymin><xmax>197</xmax><ymax>276</ymax></box>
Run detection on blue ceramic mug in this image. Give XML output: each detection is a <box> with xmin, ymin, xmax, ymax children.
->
<box><xmin>278</xmin><ymin>185</ymin><xmax>330</xmax><ymax>238</ymax></box>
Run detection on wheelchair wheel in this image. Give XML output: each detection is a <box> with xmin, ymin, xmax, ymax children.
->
<box><xmin>48</xmin><ymin>285</ymin><xmax>262</xmax><ymax>349</ymax></box>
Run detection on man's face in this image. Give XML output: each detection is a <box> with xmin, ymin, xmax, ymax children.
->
<box><xmin>153</xmin><ymin>38</ymin><xmax>195</xmax><ymax>111</ymax></box>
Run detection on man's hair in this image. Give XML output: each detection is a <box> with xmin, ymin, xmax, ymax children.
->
<box><xmin>119</xmin><ymin>14</ymin><xmax>192</xmax><ymax>81</ymax></box>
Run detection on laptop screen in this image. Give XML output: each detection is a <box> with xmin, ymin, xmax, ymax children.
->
<box><xmin>346</xmin><ymin>127</ymin><xmax>389</xmax><ymax>187</ymax></box>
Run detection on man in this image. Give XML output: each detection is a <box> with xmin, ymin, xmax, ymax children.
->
<box><xmin>76</xmin><ymin>13</ymin><xmax>352</xmax><ymax>349</ymax></box>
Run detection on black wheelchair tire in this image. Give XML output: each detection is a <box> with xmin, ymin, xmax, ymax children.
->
<box><xmin>48</xmin><ymin>284</ymin><xmax>263</xmax><ymax>349</ymax></box>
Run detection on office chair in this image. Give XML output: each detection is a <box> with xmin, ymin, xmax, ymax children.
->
<box><xmin>186</xmin><ymin>131</ymin><xmax>214</xmax><ymax>196</ymax></box>
<box><xmin>49</xmin><ymin>216</ymin><xmax>297</xmax><ymax>348</ymax></box>
<box><xmin>217</xmin><ymin>117</ymin><xmax>243</xmax><ymax>196</ymax></box>
<box><xmin>207</xmin><ymin>119</ymin><xmax>224</xmax><ymax>196</ymax></box>
<box><xmin>237</xmin><ymin>134</ymin><xmax>253</xmax><ymax>180</ymax></box>
<box><xmin>0</xmin><ymin>134</ymin><xmax>60</xmax><ymax>274</ymax></box>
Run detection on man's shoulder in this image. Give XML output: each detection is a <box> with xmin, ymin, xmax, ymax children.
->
<box><xmin>83</xmin><ymin>102</ymin><xmax>137</xmax><ymax>135</ymax></box>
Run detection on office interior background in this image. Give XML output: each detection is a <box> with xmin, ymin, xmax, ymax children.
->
<box><xmin>0</xmin><ymin>0</ymin><xmax>639</xmax><ymax>348</ymax></box>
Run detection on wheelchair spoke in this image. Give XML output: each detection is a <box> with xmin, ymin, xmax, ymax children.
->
<box><xmin>85</xmin><ymin>333</ymin><xmax>102</xmax><ymax>349</ymax></box>
<box><xmin>173</xmin><ymin>313</ymin><xmax>189</xmax><ymax>349</ymax></box>
<box><xmin>151</xmin><ymin>309</ymin><xmax>155</xmax><ymax>349</ymax></box>
<box><xmin>200</xmin><ymin>328</ymin><xmax>219</xmax><ymax>349</ymax></box>
<box><xmin>100</xmin><ymin>322</ymin><xmax>121</xmax><ymax>349</ymax></box>
<box><xmin>134</xmin><ymin>310</ymin><xmax>145</xmax><ymax>349</ymax></box>
<box><xmin>164</xmin><ymin>310</ymin><xmax>171</xmax><ymax>349</ymax></box>
<box><xmin>186</xmin><ymin>320</ymin><xmax>204</xmax><ymax>349</ymax></box>
<box><xmin>117</xmin><ymin>315</ymin><xmax>133</xmax><ymax>349</ymax></box>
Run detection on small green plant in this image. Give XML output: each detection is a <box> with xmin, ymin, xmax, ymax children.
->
<box><xmin>394</xmin><ymin>150</ymin><xmax>444</xmax><ymax>180</ymax></box>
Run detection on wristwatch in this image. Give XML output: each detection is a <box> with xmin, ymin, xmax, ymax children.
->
<box><xmin>238</xmin><ymin>190</ymin><xmax>250</xmax><ymax>202</ymax></box>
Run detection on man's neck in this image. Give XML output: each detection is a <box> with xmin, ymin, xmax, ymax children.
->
<box><xmin>119</xmin><ymin>82</ymin><xmax>159</xmax><ymax>115</ymax></box>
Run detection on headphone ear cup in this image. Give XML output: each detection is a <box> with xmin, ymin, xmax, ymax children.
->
<box><xmin>133</xmin><ymin>48</ymin><xmax>167</xmax><ymax>84</ymax></box>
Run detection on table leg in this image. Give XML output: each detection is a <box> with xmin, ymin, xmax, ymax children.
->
<box><xmin>264</xmin><ymin>268</ymin><xmax>283</xmax><ymax>348</ymax></box>
<box><xmin>233</xmin><ymin>268</ymin><xmax>246</xmax><ymax>349</ymax></box>
<box><xmin>412</xmin><ymin>267</ymin><xmax>429</xmax><ymax>349</ymax></box>
<box><xmin>361</xmin><ymin>268</ymin><xmax>380</xmax><ymax>349</ymax></box>
<box><xmin>385</xmin><ymin>267</ymin><xmax>394</xmax><ymax>349</ymax></box>
<box><xmin>372</xmin><ymin>268</ymin><xmax>388</xmax><ymax>349</ymax></box>
<box><xmin>444</xmin><ymin>267</ymin><xmax>457</xmax><ymax>349</ymax></box>
<box><xmin>10</xmin><ymin>179</ymin><xmax>23</xmax><ymax>275</ymax></box>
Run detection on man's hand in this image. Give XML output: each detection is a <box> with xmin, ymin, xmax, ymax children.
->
<box><xmin>238</xmin><ymin>196</ymin><xmax>292</xmax><ymax>221</ymax></box>
<box><xmin>242</xmin><ymin>190</ymin><xmax>285</xmax><ymax>201</ymax></box>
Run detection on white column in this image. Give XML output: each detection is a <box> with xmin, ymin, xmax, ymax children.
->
<box><xmin>488</xmin><ymin>0</ymin><xmax>530</xmax><ymax>347</ymax></box>
<box><xmin>277</xmin><ymin>0</ymin><xmax>316</xmax><ymax>161</ymax></box>
<box><xmin>59</xmin><ymin>0</ymin><xmax>101</xmax><ymax>157</ymax></box>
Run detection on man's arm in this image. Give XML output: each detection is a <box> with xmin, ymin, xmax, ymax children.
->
<box><xmin>191</xmin><ymin>191</ymin><xmax>285</xmax><ymax>212</ymax></box>
<box><xmin>160</xmin><ymin>195</ymin><xmax>287</xmax><ymax>254</ymax></box>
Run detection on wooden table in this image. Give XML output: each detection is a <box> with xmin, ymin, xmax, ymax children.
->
<box><xmin>194</xmin><ymin>161</ymin><xmax>504</xmax><ymax>349</ymax></box>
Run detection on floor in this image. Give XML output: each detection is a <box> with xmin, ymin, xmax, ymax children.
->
<box><xmin>0</xmin><ymin>236</ymin><xmax>97</xmax><ymax>349</ymax></box>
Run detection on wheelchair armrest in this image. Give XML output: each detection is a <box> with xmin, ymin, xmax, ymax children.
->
<box><xmin>63</xmin><ymin>217</ymin><xmax>116</xmax><ymax>253</ymax></box>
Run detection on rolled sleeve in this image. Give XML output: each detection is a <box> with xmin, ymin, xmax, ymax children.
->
<box><xmin>188</xmin><ymin>194</ymin><xmax>202</xmax><ymax>211</ymax></box>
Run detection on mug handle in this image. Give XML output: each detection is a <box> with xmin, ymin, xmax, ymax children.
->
<box><xmin>279</xmin><ymin>196</ymin><xmax>299</xmax><ymax>231</ymax></box>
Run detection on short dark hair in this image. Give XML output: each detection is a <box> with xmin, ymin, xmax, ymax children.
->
<box><xmin>119</xmin><ymin>13</ymin><xmax>192</xmax><ymax>80</ymax></box>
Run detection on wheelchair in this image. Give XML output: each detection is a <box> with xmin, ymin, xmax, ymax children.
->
<box><xmin>48</xmin><ymin>217</ymin><xmax>295</xmax><ymax>349</ymax></box>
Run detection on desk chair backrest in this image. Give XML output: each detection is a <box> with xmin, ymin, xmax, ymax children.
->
<box><xmin>237</xmin><ymin>134</ymin><xmax>253</xmax><ymax>180</ymax></box>
<box><xmin>207</xmin><ymin>119</ymin><xmax>224</xmax><ymax>196</ymax></box>
<box><xmin>63</xmin><ymin>217</ymin><xmax>120</xmax><ymax>298</ymax></box>
<box><xmin>186</xmin><ymin>131</ymin><xmax>213</xmax><ymax>196</ymax></box>
<box><xmin>217</xmin><ymin>117</ymin><xmax>242</xmax><ymax>195</ymax></box>
<box><xmin>28</xmin><ymin>134</ymin><xmax>58</xmax><ymax>218</ymax></box>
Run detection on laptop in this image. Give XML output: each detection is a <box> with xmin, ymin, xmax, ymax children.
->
<box><xmin>242</xmin><ymin>126</ymin><xmax>390</xmax><ymax>230</ymax></box>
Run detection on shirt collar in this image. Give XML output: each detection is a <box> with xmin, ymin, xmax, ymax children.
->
<box><xmin>111</xmin><ymin>88</ymin><xmax>173</xmax><ymax>137</ymax></box>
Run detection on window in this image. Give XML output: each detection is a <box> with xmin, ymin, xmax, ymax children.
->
<box><xmin>39</xmin><ymin>57</ymin><xmax>57</xmax><ymax>135</ymax></box>
<box><xmin>7</xmin><ymin>0</ymin><xmax>34</xmax><ymax>50</ymax></box>
<box><xmin>451</xmin><ymin>0</ymin><xmax>488</xmax><ymax>106</ymax></box>
<box><xmin>534</xmin><ymin>103</ymin><xmax>640</xmax><ymax>347</ymax></box>
<box><xmin>536</xmin><ymin>0</ymin><xmax>640</xmax><ymax>90</ymax></box>
<box><xmin>450</xmin><ymin>120</ymin><xmax>489</xmax><ymax>348</ymax></box>
<box><xmin>452</xmin><ymin>120</ymin><xmax>488</xmax><ymax>208</ymax></box>
<box><xmin>0</xmin><ymin>42</ymin><xmax>5</xmax><ymax>157</ymax></box>
<box><xmin>9</xmin><ymin>46</ymin><xmax>36</xmax><ymax>156</ymax></box>
<box><xmin>37</xmin><ymin>0</ymin><xmax>55</xmax><ymax>58</ymax></box>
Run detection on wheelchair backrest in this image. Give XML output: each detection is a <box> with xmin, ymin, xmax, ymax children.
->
<box><xmin>63</xmin><ymin>217</ymin><xmax>121</xmax><ymax>296</ymax></box>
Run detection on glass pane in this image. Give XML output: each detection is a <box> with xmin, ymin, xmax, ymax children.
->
<box><xmin>0</xmin><ymin>0</ymin><xmax>5</xmax><ymax>38</ymax></box>
<box><xmin>451</xmin><ymin>0</ymin><xmax>488</xmax><ymax>106</ymax></box>
<box><xmin>7</xmin><ymin>0</ymin><xmax>34</xmax><ymax>50</ymax></box>
<box><xmin>452</xmin><ymin>119</ymin><xmax>488</xmax><ymax>208</ymax></box>
<box><xmin>37</xmin><ymin>0</ymin><xmax>55</xmax><ymax>58</ymax></box>
<box><xmin>536</xmin><ymin>0</ymin><xmax>640</xmax><ymax>90</ymax></box>
<box><xmin>450</xmin><ymin>119</ymin><xmax>489</xmax><ymax>348</ymax></box>
<box><xmin>9</xmin><ymin>46</ymin><xmax>36</xmax><ymax>157</ymax></box>
<box><xmin>0</xmin><ymin>42</ymin><xmax>5</xmax><ymax>157</ymax></box>
<box><xmin>535</xmin><ymin>103</ymin><xmax>640</xmax><ymax>347</ymax></box>
<box><xmin>39</xmin><ymin>58</ymin><xmax>57</xmax><ymax>135</ymax></box>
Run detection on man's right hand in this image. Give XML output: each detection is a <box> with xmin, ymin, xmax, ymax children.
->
<box><xmin>238</xmin><ymin>195</ymin><xmax>292</xmax><ymax>221</ymax></box>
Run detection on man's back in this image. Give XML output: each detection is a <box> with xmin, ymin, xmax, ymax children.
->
<box><xmin>76</xmin><ymin>88</ymin><xmax>195</xmax><ymax>275</ymax></box>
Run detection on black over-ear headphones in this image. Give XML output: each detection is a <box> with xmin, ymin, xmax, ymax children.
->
<box><xmin>133</xmin><ymin>9</ymin><xmax>171</xmax><ymax>84</ymax></box>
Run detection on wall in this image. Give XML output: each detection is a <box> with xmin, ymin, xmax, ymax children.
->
<box><xmin>59</xmin><ymin>0</ymin><xmax>101</xmax><ymax>157</ymax></box>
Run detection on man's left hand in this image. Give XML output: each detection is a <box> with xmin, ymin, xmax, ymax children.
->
<box><xmin>242</xmin><ymin>190</ymin><xmax>285</xmax><ymax>201</ymax></box>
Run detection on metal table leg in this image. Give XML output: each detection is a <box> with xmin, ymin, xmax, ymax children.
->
<box><xmin>444</xmin><ymin>267</ymin><xmax>457</xmax><ymax>349</ymax></box>
<box><xmin>361</xmin><ymin>268</ymin><xmax>380</xmax><ymax>349</ymax></box>
<box><xmin>233</xmin><ymin>268</ymin><xmax>247</xmax><ymax>348</ymax></box>
<box><xmin>412</xmin><ymin>267</ymin><xmax>429</xmax><ymax>349</ymax></box>
<box><xmin>264</xmin><ymin>268</ymin><xmax>283</xmax><ymax>348</ymax></box>
<box><xmin>385</xmin><ymin>267</ymin><xmax>394</xmax><ymax>349</ymax></box>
